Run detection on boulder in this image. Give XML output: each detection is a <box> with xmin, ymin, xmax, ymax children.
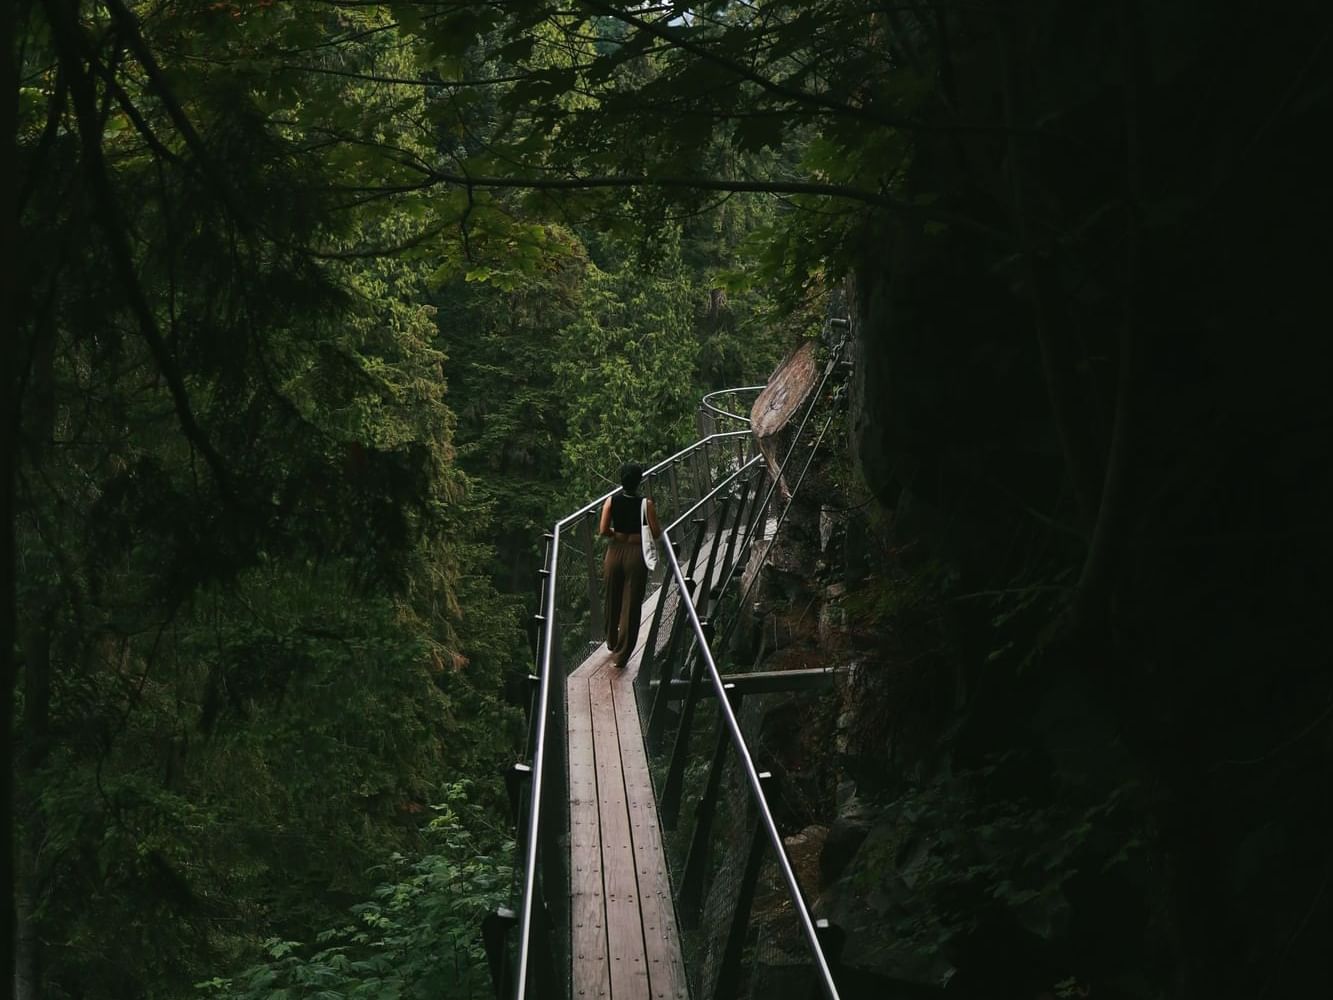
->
<box><xmin>819</xmin><ymin>794</ymin><xmax>878</xmax><ymax>885</ymax></box>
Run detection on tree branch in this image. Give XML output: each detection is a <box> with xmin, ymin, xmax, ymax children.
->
<box><xmin>420</xmin><ymin>169</ymin><xmax>1006</xmax><ymax>237</ymax></box>
<box><xmin>101</xmin><ymin>0</ymin><xmax>251</xmax><ymax>229</ymax></box>
<box><xmin>278</xmin><ymin>64</ymin><xmax>534</xmax><ymax>88</ymax></box>
<box><xmin>17</xmin><ymin>66</ymin><xmax>67</xmax><ymax>217</ymax></box>
<box><xmin>1</xmin><ymin>0</ymin><xmax>20</xmax><ymax>988</ymax></box>
<box><xmin>580</xmin><ymin>0</ymin><xmax>920</xmax><ymax>131</ymax></box>
<box><xmin>44</xmin><ymin>0</ymin><xmax>234</xmax><ymax>503</ymax></box>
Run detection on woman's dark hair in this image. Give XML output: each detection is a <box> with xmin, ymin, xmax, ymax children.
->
<box><xmin>619</xmin><ymin>462</ymin><xmax>644</xmax><ymax>493</ymax></box>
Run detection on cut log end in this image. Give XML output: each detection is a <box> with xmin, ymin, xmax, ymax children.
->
<box><xmin>750</xmin><ymin>340</ymin><xmax>818</xmax><ymax>439</ymax></box>
<box><xmin>750</xmin><ymin>341</ymin><xmax>820</xmax><ymax>499</ymax></box>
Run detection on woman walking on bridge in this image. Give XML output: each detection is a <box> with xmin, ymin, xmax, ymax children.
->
<box><xmin>599</xmin><ymin>462</ymin><xmax>662</xmax><ymax>669</ymax></box>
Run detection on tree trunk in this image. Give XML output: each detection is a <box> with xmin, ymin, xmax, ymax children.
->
<box><xmin>13</xmin><ymin>618</ymin><xmax>52</xmax><ymax>1000</ymax></box>
<box><xmin>3</xmin><ymin>0</ymin><xmax>22</xmax><ymax>992</ymax></box>
<box><xmin>12</xmin><ymin>862</ymin><xmax>37</xmax><ymax>1000</ymax></box>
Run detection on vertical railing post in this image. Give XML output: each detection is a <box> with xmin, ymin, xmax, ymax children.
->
<box><xmin>659</xmin><ymin>617</ymin><xmax>717</xmax><ymax>830</ymax></box>
<box><xmin>746</xmin><ymin>468</ymin><xmax>772</xmax><ymax>551</ymax></box>
<box><xmin>637</xmin><ymin>541</ymin><xmax>678</xmax><ymax>689</ymax></box>
<box><xmin>698</xmin><ymin>495</ymin><xmax>731</xmax><ymax>609</ymax></box>
<box><xmin>701</xmin><ymin>436</ymin><xmax>716</xmax><ymax>520</ymax></box>
<box><xmin>685</xmin><ymin>516</ymin><xmax>709</xmax><ymax>580</ymax></box>
<box><xmin>582</xmin><ymin>513</ymin><xmax>602</xmax><ymax>644</ymax></box>
<box><xmin>714</xmin><ymin>478</ymin><xmax>751</xmax><ymax>617</ymax></box>
<box><xmin>647</xmin><ymin>574</ymin><xmax>693</xmax><ymax>752</ymax></box>
<box><xmin>482</xmin><ymin>906</ymin><xmax>517</xmax><ymax>999</ymax></box>
<box><xmin>507</xmin><ymin>762</ymin><xmax>532</xmax><ymax>843</ymax></box>
<box><xmin>523</xmin><ymin>671</ymin><xmax>541</xmax><ymax>760</ymax></box>
<box><xmin>678</xmin><ymin>684</ymin><xmax>742</xmax><ymax>926</ymax></box>
<box><xmin>713</xmin><ymin>771</ymin><xmax>776</xmax><ymax>1000</ymax></box>
<box><xmin>649</xmin><ymin>518</ymin><xmax>710</xmax><ymax>746</ymax></box>
<box><xmin>694</xmin><ymin>444</ymin><xmax>711</xmax><ymax>513</ymax></box>
<box><xmin>736</xmin><ymin>471</ymin><xmax>760</xmax><ymax>557</ymax></box>
<box><xmin>527</xmin><ymin>614</ymin><xmax>545</xmax><ymax>754</ymax></box>
<box><xmin>526</xmin><ymin>877</ymin><xmax>561</xmax><ymax>1000</ymax></box>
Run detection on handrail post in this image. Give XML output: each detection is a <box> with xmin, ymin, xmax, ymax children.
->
<box><xmin>647</xmin><ymin>575</ymin><xmax>693</xmax><ymax>752</ymax></box>
<box><xmin>697</xmin><ymin>496</ymin><xmax>731</xmax><ymax>610</ymax></box>
<box><xmin>526</xmin><ymin>878</ymin><xmax>562</xmax><ymax>1000</ymax></box>
<box><xmin>678</xmin><ymin>683</ymin><xmax>741</xmax><ymax>926</ymax></box>
<box><xmin>507</xmin><ymin>762</ymin><xmax>532</xmax><ymax>842</ymax></box>
<box><xmin>638</xmin><ymin>540</ymin><xmax>680</xmax><ymax>688</ymax></box>
<box><xmin>708</xmin><ymin>469</ymin><xmax>764</xmax><ymax>642</ymax></box>
<box><xmin>685</xmin><ymin>516</ymin><xmax>709</xmax><ymax>580</ymax></box>
<box><xmin>526</xmin><ymin>617</ymin><xmax>545</xmax><ymax>757</ymax></box>
<box><xmin>714</xmin><ymin>479</ymin><xmax>751</xmax><ymax>617</ymax></box>
<box><xmin>742</xmin><ymin>468</ymin><xmax>768</xmax><ymax>552</ymax></box>
<box><xmin>690</xmin><ymin>446</ymin><xmax>708</xmax><ymax>510</ymax></box>
<box><xmin>523</xmin><ymin>671</ymin><xmax>540</xmax><ymax>759</ymax></box>
<box><xmin>713</xmin><ymin>770</ymin><xmax>775</xmax><ymax>1000</ymax></box>
<box><xmin>581</xmin><ymin>513</ymin><xmax>602</xmax><ymax>643</ymax></box>
<box><xmin>659</xmin><ymin>615</ymin><xmax>714</xmax><ymax>830</ymax></box>
<box><xmin>701</xmin><ymin>436</ymin><xmax>715</xmax><ymax>519</ymax></box>
<box><xmin>482</xmin><ymin>906</ymin><xmax>517</xmax><ymax>999</ymax></box>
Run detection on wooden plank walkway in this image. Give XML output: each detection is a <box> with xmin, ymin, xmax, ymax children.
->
<box><xmin>566</xmin><ymin>530</ymin><xmax>735</xmax><ymax>999</ymax></box>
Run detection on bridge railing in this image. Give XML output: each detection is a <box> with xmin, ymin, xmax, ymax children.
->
<box><xmin>639</xmin><ymin>332</ymin><xmax>849</xmax><ymax>1000</ymax></box>
<box><xmin>487</xmin><ymin>320</ymin><xmax>849</xmax><ymax>998</ymax></box>
<box><xmin>485</xmin><ymin>387</ymin><xmax>765</xmax><ymax>999</ymax></box>
<box><xmin>698</xmin><ymin>384</ymin><xmax>767</xmax><ymax>437</ymax></box>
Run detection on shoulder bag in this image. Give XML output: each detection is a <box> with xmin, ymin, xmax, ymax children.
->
<box><xmin>640</xmin><ymin>498</ymin><xmax>659</xmax><ymax>571</ymax></box>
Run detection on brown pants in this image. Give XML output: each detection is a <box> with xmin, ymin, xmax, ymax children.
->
<box><xmin>603</xmin><ymin>538</ymin><xmax>648</xmax><ymax>668</ymax></box>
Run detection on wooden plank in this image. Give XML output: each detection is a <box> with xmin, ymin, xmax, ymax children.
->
<box><xmin>570</xmin><ymin>584</ymin><xmax>663</xmax><ymax>682</ymax></box>
<box><xmin>611</xmin><ymin>671</ymin><xmax>689</xmax><ymax>1000</ymax></box>
<box><xmin>560</xmin><ymin>528</ymin><xmax>725</xmax><ymax>998</ymax></box>
<box><xmin>567</xmin><ymin>675</ymin><xmax>610</xmax><ymax>999</ymax></box>
<box><xmin>590</xmin><ymin>672</ymin><xmax>651</xmax><ymax>997</ymax></box>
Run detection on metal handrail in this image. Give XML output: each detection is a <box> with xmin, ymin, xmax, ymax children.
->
<box><xmin>659</xmin><ymin>532</ymin><xmax>842</xmax><ymax>1000</ymax></box>
<box><xmin>665</xmin><ymin>454</ymin><xmax>763</xmax><ymax>534</ymax></box>
<box><xmin>514</xmin><ymin>426</ymin><xmax>753</xmax><ymax>998</ymax></box>
<box><xmin>556</xmin><ymin>429</ymin><xmax>752</xmax><ymax>527</ymax></box>
<box><xmin>701</xmin><ymin>384</ymin><xmax>766</xmax><ymax>424</ymax></box>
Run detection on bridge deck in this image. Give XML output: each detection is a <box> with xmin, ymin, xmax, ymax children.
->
<box><xmin>566</xmin><ymin>532</ymin><xmax>735</xmax><ymax>999</ymax></box>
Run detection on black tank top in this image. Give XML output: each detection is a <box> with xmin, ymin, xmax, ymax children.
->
<box><xmin>610</xmin><ymin>493</ymin><xmax>645</xmax><ymax>534</ymax></box>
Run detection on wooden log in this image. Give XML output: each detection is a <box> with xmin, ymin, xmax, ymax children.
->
<box><xmin>749</xmin><ymin>340</ymin><xmax>819</xmax><ymax>499</ymax></box>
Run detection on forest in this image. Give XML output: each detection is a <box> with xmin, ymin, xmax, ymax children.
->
<box><xmin>4</xmin><ymin>2</ymin><xmax>1331</xmax><ymax>999</ymax></box>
